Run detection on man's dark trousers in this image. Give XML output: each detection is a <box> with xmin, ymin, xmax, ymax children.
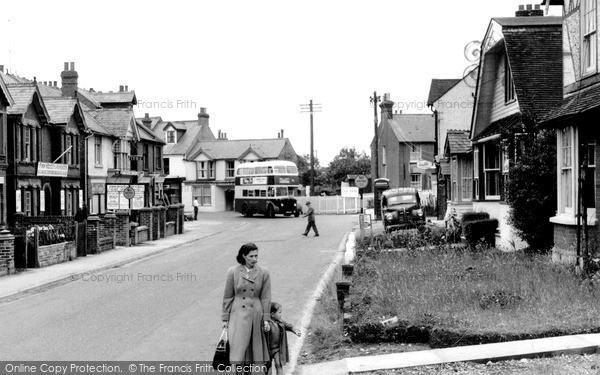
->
<box><xmin>304</xmin><ymin>220</ymin><xmax>319</xmax><ymax>236</ymax></box>
<box><xmin>194</xmin><ymin>206</ymin><xmax>198</xmax><ymax>220</ymax></box>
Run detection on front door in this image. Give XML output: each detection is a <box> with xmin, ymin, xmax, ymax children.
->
<box><xmin>225</xmin><ymin>190</ymin><xmax>234</xmax><ymax>211</ymax></box>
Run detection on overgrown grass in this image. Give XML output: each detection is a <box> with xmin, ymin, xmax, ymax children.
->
<box><xmin>352</xmin><ymin>234</ymin><xmax>600</xmax><ymax>336</ymax></box>
<box><xmin>299</xmin><ymin>267</ymin><xmax>348</xmax><ymax>363</ymax></box>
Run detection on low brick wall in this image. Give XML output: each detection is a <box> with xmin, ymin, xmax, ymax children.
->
<box><xmin>38</xmin><ymin>241</ymin><xmax>76</xmax><ymax>268</ymax></box>
<box><xmin>552</xmin><ymin>222</ymin><xmax>599</xmax><ymax>265</ymax></box>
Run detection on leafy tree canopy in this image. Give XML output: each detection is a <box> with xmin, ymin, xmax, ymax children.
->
<box><xmin>326</xmin><ymin>147</ymin><xmax>371</xmax><ymax>187</ymax></box>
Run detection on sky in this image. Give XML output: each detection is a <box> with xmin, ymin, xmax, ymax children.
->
<box><xmin>1</xmin><ymin>1</ymin><xmax>561</xmax><ymax>165</ymax></box>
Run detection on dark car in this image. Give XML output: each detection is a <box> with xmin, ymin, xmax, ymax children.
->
<box><xmin>381</xmin><ymin>188</ymin><xmax>426</xmax><ymax>232</ymax></box>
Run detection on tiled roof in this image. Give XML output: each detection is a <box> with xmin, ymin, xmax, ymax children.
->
<box><xmin>137</xmin><ymin>122</ymin><xmax>165</xmax><ymax>144</ymax></box>
<box><xmin>388</xmin><ymin>114</ymin><xmax>435</xmax><ymax>143</ymax></box>
<box><xmin>153</xmin><ymin>119</ymin><xmax>215</xmax><ymax>155</ymax></box>
<box><xmin>445</xmin><ymin>130</ymin><xmax>471</xmax><ymax>154</ymax></box>
<box><xmin>502</xmin><ymin>24</ymin><xmax>563</xmax><ymax>123</ymax></box>
<box><xmin>187</xmin><ymin>138</ymin><xmax>290</xmax><ymax>160</ymax></box>
<box><xmin>493</xmin><ymin>16</ymin><xmax>562</xmax><ymax>27</ymax></box>
<box><xmin>88</xmin><ymin>108</ymin><xmax>136</xmax><ymax>138</ymax></box>
<box><xmin>77</xmin><ymin>89</ymin><xmax>102</xmax><ymax>109</ymax></box>
<box><xmin>542</xmin><ymin>83</ymin><xmax>600</xmax><ymax>126</ymax></box>
<box><xmin>427</xmin><ymin>79</ymin><xmax>461</xmax><ymax>106</ymax></box>
<box><xmin>44</xmin><ymin>97</ymin><xmax>77</xmax><ymax>124</ymax></box>
<box><xmin>0</xmin><ymin>74</ymin><xmax>12</xmax><ymax>107</ymax></box>
<box><xmin>5</xmin><ymin>84</ymin><xmax>40</xmax><ymax>115</ymax></box>
<box><xmin>473</xmin><ymin>113</ymin><xmax>523</xmax><ymax>141</ymax></box>
<box><xmin>91</xmin><ymin>91</ymin><xmax>137</xmax><ymax>105</ymax></box>
<box><xmin>83</xmin><ymin>111</ymin><xmax>112</xmax><ymax>136</ymax></box>
<box><xmin>136</xmin><ymin>116</ymin><xmax>163</xmax><ymax>131</ymax></box>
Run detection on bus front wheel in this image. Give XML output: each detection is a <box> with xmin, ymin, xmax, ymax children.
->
<box><xmin>266</xmin><ymin>205</ymin><xmax>275</xmax><ymax>218</ymax></box>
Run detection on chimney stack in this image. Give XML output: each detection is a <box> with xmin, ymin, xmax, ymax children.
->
<box><xmin>516</xmin><ymin>4</ymin><xmax>543</xmax><ymax>17</ymax></box>
<box><xmin>379</xmin><ymin>93</ymin><xmax>394</xmax><ymax>120</ymax></box>
<box><xmin>142</xmin><ymin>113</ymin><xmax>152</xmax><ymax>128</ymax></box>
<box><xmin>61</xmin><ymin>61</ymin><xmax>79</xmax><ymax>98</ymax></box>
<box><xmin>198</xmin><ymin>107</ymin><xmax>210</xmax><ymax>128</ymax></box>
<box><xmin>0</xmin><ymin>65</ymin><xmax>4</xmax><ymax>73</ymax></box>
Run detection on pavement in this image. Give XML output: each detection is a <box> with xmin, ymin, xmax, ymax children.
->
<box><xmin>0</xmin><ymin>217</ymin><xmax>237</xmax><ymax>303</ymax></box>
<box><xmin>2</xmin><ymin>214</ymin><xmax>599</xmax><ymax>374</ymax></box>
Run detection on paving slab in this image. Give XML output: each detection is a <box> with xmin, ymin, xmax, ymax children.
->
<box><xmin>297</xmin><ymin>333</ymin><xmax>600</xmax><ymax>374</ymax></box>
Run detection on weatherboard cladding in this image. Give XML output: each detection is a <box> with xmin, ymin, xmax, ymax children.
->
<box><xmin>427</xmin><ymin>79</ymin><xmax>461</xmax><ymax>106</ymax></box>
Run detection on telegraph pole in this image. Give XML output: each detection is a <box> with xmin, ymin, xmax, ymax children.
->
<box><xmin>370</xmin><ymin>92</ymin><xmax>381</xmax><ymax>193</ymax></box>
<box><xmin>300</xmin><ymin>100</ymin><xmax>322</xmax><ymax>196</ymax></box>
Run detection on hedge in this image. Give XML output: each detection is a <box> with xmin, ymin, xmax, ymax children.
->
<box><xmin>463</xmin><ymin>218</ymin><xmax>499</xmax><ymax>249</ymax></box>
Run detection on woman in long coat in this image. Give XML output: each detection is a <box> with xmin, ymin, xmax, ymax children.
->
<box><xmin>222</xmin><ymin>243</ymin><xmax>271</xmax><ymax>372</ymax></box>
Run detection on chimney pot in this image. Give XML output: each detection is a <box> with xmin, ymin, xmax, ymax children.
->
<box><xmin>535</xmin><ymin>4</ymin><xmax>540</xmax><ymax>9</ymax></box>
<box><xmin>200</xmin><ymin>107</ymin><xmax>206</xmax><ymax>114</ymax></box>
<box><xmin>144</xmin><ymin>113</ymin><xmax>150</xmax><ymax>119</ymax></box>
<box><xmin>281</xmin><ymin>129</ymin><xmax>284</xmax><ymax>138</ymax></box>
<box><xmin>526</xmin><ymin>4</ymin><xmax>532</xmax><ymax>10</ymax></box>
<box><xmin>64</xmin><ymin>62</ymin><xmax>69</xmax><ymax>71</ymax></box>
<box><xmin>119</xmin><ymin>85</ymin><xmax>124</xmax><ymax>92</ymax></box>
<box><xmin>519</xmin><ymin>5</ymin><xmax>525</xmax><ymax>10</ymax></box>
<box><xmin>54</xmin><ymin>81</ymin><xmax>57</xmax><ymax>87</ymax></box>
<box><xmin>125</xmin><ymin>85</ymin><xmax>128</xmax><ymax>91</ymax></box>
<box><xmin>70</xmin><ymin>62</ymin><xmax>75</xmax><ymax>71</ymax></box>
<box><xmin>0</xmin><ymin>65</ymin><xmax>4</xmax><ymax>72</ymax></box>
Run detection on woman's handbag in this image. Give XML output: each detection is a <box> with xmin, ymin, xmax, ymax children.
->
<box><xmin>212</xmin><ymin>329</ymin><xmax>230</xmax><ymax>369</ymax></box>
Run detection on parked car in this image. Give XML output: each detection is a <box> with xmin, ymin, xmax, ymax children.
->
<box><xmin>381</xmin><ymin>188</ymin><xmax>425</xmax><ymax>232</ymax></box>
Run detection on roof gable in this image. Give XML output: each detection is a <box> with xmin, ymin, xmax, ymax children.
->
<box><xmin>5</xmin><ymin>84</ymin><xmax>50</xmax><ymax>121</ymax></box>
<box><xmin>388</xmin><ymin>114</ymin><xmax>435</xmax><ymax>143</ymax></box>
<box><xmin>444</xmin><ymin>130</ymin><xmax>471</xmax><ymax>155</ymax></box>
<box><xmin>0</xmin><ymin>74</ymin><xmax>13</xmax><ymax>107</ymax></box>
<box><xmin>427</xmin><ymin>79</ymin><xmax>461</xmax><ymax>106</ymax></box>
<box><xmin>89</xmin><ymin>108</ymin><xmax>139</xmax><ymax>139</ymax></box>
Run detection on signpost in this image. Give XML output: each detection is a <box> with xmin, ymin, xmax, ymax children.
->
<box><xmin>355</xmin><ymin>175</ymin><xmax>369</xmax><ymax>214</ymax></box>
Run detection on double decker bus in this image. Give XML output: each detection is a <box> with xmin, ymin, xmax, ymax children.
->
<box><xmin>234</xmin><ymin>160</ymin><xmax>302</xmax><ymax>218</ymax></box>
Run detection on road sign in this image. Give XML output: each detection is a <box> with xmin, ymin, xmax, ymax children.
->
<box><xmin>355</xmin><ymin>175</ymin><xmax>369</xmax><ymax>189</ymax></box>
<box><xmin>123</xmin><ymin>187</ymin><xmax>135</xmax><ymax>200</ymax></box>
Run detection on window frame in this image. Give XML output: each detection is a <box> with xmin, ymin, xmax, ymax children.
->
<box><xmin>582</xmin><ymin>0</ymin><xmax>598</xmax><ymax>76</ymax></box>
<box><xmin>94</xmin><ymin>135</ymin><xmax>102</xmax><ymax>165</ymax></box>
<box><xmin>483</xmin><ymin>142</ymin><xmax>501</xmax><ymax>200</ymax></box>
<box><xmin>226</xmin><ymin>161</ymin><xmax>235</xmax><ymax>178</ymax></box>
<box><xmin>504</xmin><ymin>56</ymin><xmax>516</xmax><ymax>103</ymax></box>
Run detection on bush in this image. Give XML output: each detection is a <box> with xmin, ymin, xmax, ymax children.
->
<box><xmin>505</xmin><ymin>129</ymin><xmax>556</xmax><ymax>253</ymax></box>
<box><xmin>463</xmin><ymin>219</ymin><xmax>498</xmax><ymax>249</ymax></box>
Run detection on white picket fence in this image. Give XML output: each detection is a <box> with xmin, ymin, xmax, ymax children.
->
<box><xmin>296</xmin><ymin>194</ymin><xmax>374</xmax><ymax>215</ymax></box>
<box><xmin>295</xmin><ymin>190</ymin><xmax>436</xmax><ymax>215</ymax></box>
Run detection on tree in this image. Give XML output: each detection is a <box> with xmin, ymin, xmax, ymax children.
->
<box><xmin>326</xmin><ymin>147</ymin><xmax>371</xmax><ymax>188</ymax></box>
<box><xmin>505</xmin><ymin>128</ymin><xmax>557</xmax><ymax>253</ymax></box>
<box><xmin>296</xmin><ymin>154</ymin><xmax>325</xmax><ymax>187</ymax></box>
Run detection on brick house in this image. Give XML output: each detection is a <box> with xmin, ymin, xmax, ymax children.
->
<box><xmin>371</xmin><ymin>94</ymin><xmax>436</xmax><ymax>190</ymax></box>
<box><xmin>470</xmin><ymin>9</ymin><xmax>563</xmax><ymax>250</ymax></box>
<box><xmin>149</xmin><ymin>109</ymin><xmax>297</xmax><ymax>212</ymax></box>
<box><xmin>0</xmin><ymin>68</ymin><xmax>13</xmax><ymax>226</ymax></box>
<box><xmin>540</xmin><ymin>0</ymin><xmax>600</xmax><ymax>265</ymax></box>
<box><xmin>427</xmin><ymin>76</ymin><xmax>476</xmax><ymax>218</ymax></box>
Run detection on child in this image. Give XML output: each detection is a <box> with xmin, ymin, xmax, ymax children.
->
<box><xmin>266</xmin><ymin>302</ymin><xmax>301</xmax><ymax>375</ymax></box>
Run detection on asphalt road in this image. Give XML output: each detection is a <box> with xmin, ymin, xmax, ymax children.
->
<box><xmin>0</xmin><ymin>212</ymin><xmax>357</xmax><ymax>361</ymax></box>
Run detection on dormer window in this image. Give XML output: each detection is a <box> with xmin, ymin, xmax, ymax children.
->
<box><xmin>165</xmin><ymin>130</ymin><xmax>176</xmax><ymax>143</ymax></box>
<box><xmin>583</xmin><ymin>0</ymin><xmax>597</xmax><ymax>75</ymax></box>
